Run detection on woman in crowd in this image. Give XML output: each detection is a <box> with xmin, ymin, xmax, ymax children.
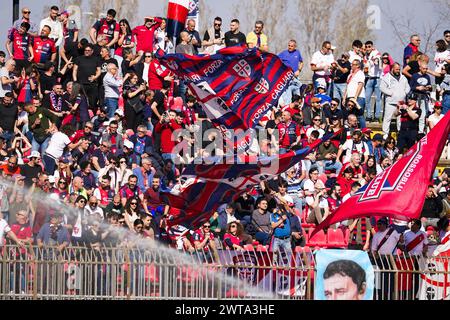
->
<box><xmin>427</xmin><ymin>101</ymin><xmax>445</xmax><ymax>131</ymax></box>
<box><xmin>383</xmin><ymin>136</ymin><xmax>399</xmax><ymax>163</ymax></box>
<box><xmin>115</xmin><ymin>19</ymin><xmax>135</xmax><ymax>74</ymax></box>
<box><xmin>223</xmin><ymin>222</ymin><xmax>252</xmax><ymax>251</ymax></box>
<box><xmin>63</xmin><ymin>82</ymin><xmax>90</xmax><ymax>130</ymax></box>
<box><xmin>123</xmin><ymin>197</ymin><xmax>143</xmax><ymax>230</ymax></box>
<box><xmin>123</xmin><ymin>72</ymin><xmax>146</xmax><ymax>131</ymax></box>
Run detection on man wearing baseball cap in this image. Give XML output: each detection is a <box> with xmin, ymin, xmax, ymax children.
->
<box><xmin>303</xmin><ymin>96</ymin><xmax>326</xmax><ymax>126</ymax></box>
<box><xmin>20</xmin><ymin>151</ymin><xmax>43</xmax><ymax>186</ymax></box>
<box><xmin>367</xmin><ymin>133</ymin><xmax>386</xmax><ymax>163</ymax></box>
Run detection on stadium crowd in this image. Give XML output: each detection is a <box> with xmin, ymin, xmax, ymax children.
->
<box><xmin>0</xmin><ymin>5</ymin><xmax>449</xmax><ymax>259</ymax></box>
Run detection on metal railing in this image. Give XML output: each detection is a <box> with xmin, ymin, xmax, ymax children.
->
<box><xmin>1</xmin><ymin>244</ymin><xmax>449</xmax><ymax>300</ymax></box>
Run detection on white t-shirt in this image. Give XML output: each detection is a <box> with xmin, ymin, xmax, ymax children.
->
<box><xmin>348</xmin><ymin>50</ymin><xmax>362</xmax><ymax>63</ymax></box>
<box><xmin>346</xmin><ymin>70</ymin><xmax>366</xmax><ymax>98</ymax></box>
<box><xmin>434</xmin><ymin>50</ymin><xmax>450</xmax><ymax>73</ymax></box>
<box><xmin>0</xmin><ymin>67</ymin><xmax>12</xmax><ymax>98</ymax></box>
<box><xmin>428</xmin><ymin>113</ymin><xmax>444</xmax><ymax>128</ymax></box>
<box><xmin>311</xmin><ymin>50</ymin><xmax>335</xmax><ymax>76</ymax></box>
<box><xmin>306</xmin><ymin>127</ymin><xmax>325</xmax><ymax>139</ymax></box>
<box><xmin>404</xmin><ymin>230</ymin><xmax>428</xmax><ymax>255</ymax></box>
<box><xmin>303</xmin><ymin>179</ymin><xmax>316</xmax><ymax>193</ymax></box>
<box><xmin>371</xmin><ymin>228</ymin><xmax>401</xmax><ymax>255</ymax></box>
<box><xmin>0</xmin><ymin>219</ymin><xmax>11</xmax><ymax>246</ymax></box>
<box><xmin>340</xmin><ymin>139</ymin><xmax>369</xmax><ymax>164</ymax></box>
<box><xmin>366</xmin><ymin>49</ymin><xmax>382</xmax><ymax>77</ymax></box>
<box><xmin>45</xmin><ymin>132</ymin><xmax>71</xmax><ymax>159</ymax></box>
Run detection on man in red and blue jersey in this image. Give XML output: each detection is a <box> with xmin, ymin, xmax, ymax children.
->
<box><xmin>277</xmin><ymin>110</ymin><xmax>302</xmax><ymax>154</ymax></box>
<box><xmin>31</xmin><ymin>25</ymin><xmax>56</xmax><ymax>68</ymax></box>
<box><xmin>6</xmin><ymin>22</ymin><xmax>33</xmax><ymax>71</ymax></box>
<box><xmin>90</xmin><ymin>9</ymin><xmax>120</xmax><ymax>53</ymax></box>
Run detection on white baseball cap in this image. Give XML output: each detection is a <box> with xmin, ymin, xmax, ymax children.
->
<box><xmin>114</xmin><ymin>109</ymin><xmax>124</xmax><ymax>117</ymax></box>
<box><xmin>27</xmin><ymin>151</ymin><xmax>41</xmax><ymax>159</ymax></box>
<box><xmin>123</xmin><ymin>140</ymin><xmax>134</xmax><ymax>149</ymax></box>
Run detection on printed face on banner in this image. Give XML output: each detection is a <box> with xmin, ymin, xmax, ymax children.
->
<box><xmin>315</xmin><ymin>249</ymin><xmax>374</xmax><ymax>300</ymax></box>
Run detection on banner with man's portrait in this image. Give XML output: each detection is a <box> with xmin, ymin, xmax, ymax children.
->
<box><xmin>315</xmin><ymin>249</ymin><xmax>375</xmax><ymax>300</ymax></box>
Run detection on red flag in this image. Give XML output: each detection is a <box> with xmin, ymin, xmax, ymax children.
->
<box><xmin>312</xmin><ymin>112</ymin><xmax>450</xmax><ymax>236</ymax></box>
<box><xmin>166</xmin><ymin>0</ymin><xmax>190</xmax><ymax>39</ymax></box>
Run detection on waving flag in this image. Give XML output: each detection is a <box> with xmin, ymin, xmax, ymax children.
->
<box><xmin>162</xmin><ymin>131</ymin><xmax>341</xmax><ymax>229</ymax></box>
<box><xmin>167</xmin><ymin>0</ymin><xmax>190</xmax><ymax>39</ymax></box>
<box><xmin>182</xmin><ymin>130</ymin><xmax>340</xmax><ymax>186</ymax></box>
<box><xmin>187</xmin><ymin>0</ymin><xmax>200</xmax><ymax>30</ymax></box>
<box><xmin>156</xmin><ymin>46</ymin><xmax>294</xmax><ymax>130</ymax></box>
<box><xmin>312</xmin><ymin>112</ymin><xmax>450</xmax><ymax>237</ymax></box>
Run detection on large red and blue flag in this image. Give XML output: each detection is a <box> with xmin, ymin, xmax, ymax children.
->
<box><xmin>311</xmin><ymin>112</ymin><xmax>450</xmax><ymax>237</ymax></box>
<box><xmin>156</xmin><ymin>46</ymin><xmax>294</xmax><ymax>130</ymax></box>
<box><xmin>166</xmin><ymin>0</ymin><xmax>190</xmax><ymax>39</ymax></box>
<box><xmin>162</xmin><ymin>130</ymin><xmax>341</xmax><ymax>229</ymax></box>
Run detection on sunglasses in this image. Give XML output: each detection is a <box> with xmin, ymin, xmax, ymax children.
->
<box><xmin>101</xmin><ymin>144</ymin><xmax>109</xmax><ymax>148</ymax></box>
<box><xmin>85</xmin><ymin>126</ymin><xmax>93</xmax><ymax>130</ymax></box>
<box><xmin>90</xmin><ymin>202</ymin><xmax>97</xmax><ymax>205</ymax></box>
<box><xmin>203</xmin><ymin>225</ymin><xmax>211</xmax><ymax>228</ymax></box>
<box><xmin>145</xmin><ymin>55</ymin><xmax>152</xmax><ymax>58</ymax></box>
<box><xmin>120</xmin><ymin>160</ymin><xmax>127</xmax><ymax>163</ymax></box>
<box><xmin>131</xmin><ymin>202</ymin><xmax>138</xmax><ymax>205</ymax></box>
<box><xmin>230</xmin><ymin>225</ymin><xmax>237</xmax><ymax>228</ymax></box>
<box><xmin>214</xmin><ymin>23</ymin><xmax>222</xmax><ymax>26</ymax></box>
<box><xmin>23</xmin><ymin>11</ymin><xmax>31</xmax><ymax>14</ymax></box>
<box><xmin>313</xmin><ymin>119</ymin><xmax>321</xmax><ymax>121</ymax></box>
<box><xmin>78</xmin><ymin>200</ymin><xmax>86</xmax><ymax>204</ymax></box>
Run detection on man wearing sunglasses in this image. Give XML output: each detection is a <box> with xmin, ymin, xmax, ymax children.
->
<box><xmin>202</xmin><ymin>17</ymin><xmax>225</xmax><ymax>54</ymax></box>
<box><xmin>192</xmin><ymin>222</ymin><xmax>219</xmax><ymax>262</ymax></box>
<box><xmin>13</xmin><ymin>7</ymin><xmax>38</xmax><ymax>36</ymax></box>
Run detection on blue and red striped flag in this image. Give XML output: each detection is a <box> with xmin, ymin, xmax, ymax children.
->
<box><xmin>156</xmin><ymin>46</ymin><xmax>294</xmax><ymax>130</ymax></box>
<box><xmin>162</xmin><ymin>130</ymin><xmax>341</xmax><ymax>229</ymax></box>
<box><xmin>166</xmin><ymin>0</ymin><xmax>190</xmax><ymax>39</ymax></box>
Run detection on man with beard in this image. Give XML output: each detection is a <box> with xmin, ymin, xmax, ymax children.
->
<box><xmin>119</xmin><ymin>174</ymin><xmax>143</xmax><ymax>207</ymax></box>
<box><xmin>93</xmin><ymin>175</ymin><xmax>115</xmax><ymax>208</ymax></box>
<box><xmin>143</xmin><ymin>175</ymin><xmax>169</xmax><ymax>227</ymax></box>
<box><xmin>380</xmin><ymin>63</ymin><xmax>410</xmax><ymax>139</ymax></box>
<box><xmin>42</xmin><ymin>83</ymin><xmax>69</xmax><ymax>125</ymax></box>
<box><xmin>327</xmin><ymin>184</ymin><xmax>342</xmax><ymax>213</ymax></box>
<box><xmin>31</xmin><ymin>25</ymin><xmax>57</xmax><ymax>70</ymax></box>
<box><xmin>90</xmin><ymin>9</ymin><xmax>120</xmax><ymax>52</ymax></box>
<box><xmin>73</xmin><ymin>44</ymin><xmax>101</xmax><ymax>113</ymax></box>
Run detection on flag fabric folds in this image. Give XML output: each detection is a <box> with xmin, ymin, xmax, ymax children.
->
<box><xmin>162</xmin><ymin>131</ymin><xmax>341</xmax><ymax>229</ymax></box>
<box><xmin>166</xmin><ymin>0</ymin><xmax>190</xmax><ymax>39</ymax></box>
<box><xmin>156</xmin><ymin>46</ymin><xmax>294</xmax><ymax>130</ymax></box>
<box><xmin>312</xmin><ymin>112</ymin><xmax>450</xmax><ymax>237</ymax></box>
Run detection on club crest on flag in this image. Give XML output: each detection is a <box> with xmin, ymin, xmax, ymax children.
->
<box><xmin>233</xmin><ymin>60</ymin><xmax>252</xmax><ymax>78</ymax></box>
<box><xmin>255</xmin><ymin>78</ymin><xmax>269</xmax><ymax>94</ymax></box>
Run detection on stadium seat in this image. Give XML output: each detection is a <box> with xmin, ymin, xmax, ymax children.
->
<box><xmin>256</xmin><ymin>245</ymin><xmax>268</xmax><ymax>252</ymax></box>
<box><xmin>327</xmin><ymin>228</ymin><xmax>346</xmax><ymax>248</ymax></box>
<box><xmin>301</xmin><ymin>208</ymin><xmax>315</xmax><ymax>228</ymax></box>
<box><xmin>243</xmin><ymin>244</ymin><xmax>254</xmax><ymax>251</ymax></box>
<box><xmin>307</xmin><ymin>229</ymin><xmax>327</xmax><ymax>247</ymax></box>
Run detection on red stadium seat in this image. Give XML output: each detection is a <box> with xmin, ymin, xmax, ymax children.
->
<box><xmin>256</xmin><ymin>245</ymin><xmax>268</xmax><ymax>252</ymax></box>
<box><xmin>301</xmin><ymin>208</ymin><xmax>315</xmax><ymax>228</ymax></box>
<box><xmin>243</xmin><ymin>244</ymin><xmax>254</xmax><ymax>251</ymax></box>
<box><xmin>307</xmin><ymin>229</ymin><xmax>327</xmax><ymax>247</ymax></box>
<box><xmin>327</xmin><ymin>228</ymin><xmax>346</xmax><ymax>248</ymax></box>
